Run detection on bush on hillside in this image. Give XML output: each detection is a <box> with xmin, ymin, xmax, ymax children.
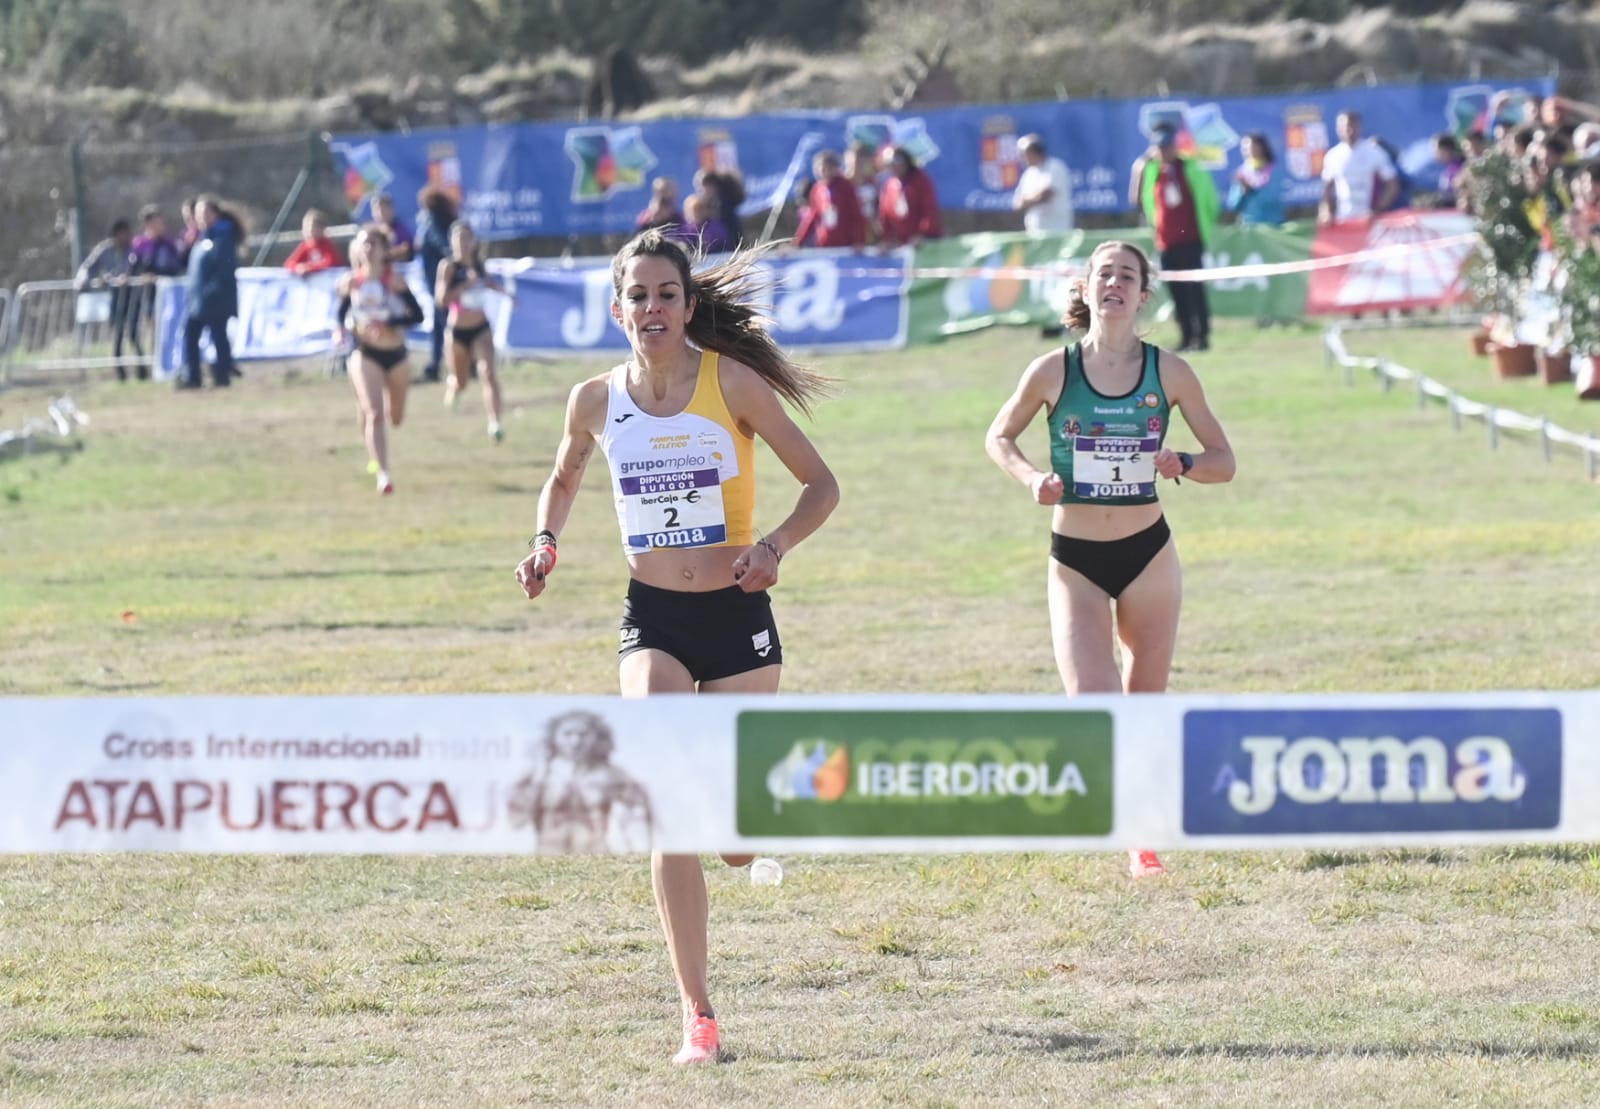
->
<box><xmin>0</xmin><ymin>0</ymin><xmax>869</xmax><ymax>95</ymax></box>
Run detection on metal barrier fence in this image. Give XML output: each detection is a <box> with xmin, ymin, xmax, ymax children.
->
<box><xmin>0</xmin><ymin>395</ymin><xmax>88</xmax><ymax>460</ymax></box>
<box><xmin>1323</xmin><ymin>324</ymin><xmax>1600</xmax><ymax>481</ymax></box>
<box><xmin>0</xmin><ymin>287</ymin><xmax>10</xmax><ymax>384</ymax></box>
<box><xmin>0</xmin><ymin>278</ymin><xmax>165</xmax><ymax>387</ymax></box>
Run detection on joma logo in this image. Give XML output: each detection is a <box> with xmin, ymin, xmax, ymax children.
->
<box><xmin>1225</xmin><ymin>735</ymin><xmax>1525</xmax><ymax>816</ymax></box>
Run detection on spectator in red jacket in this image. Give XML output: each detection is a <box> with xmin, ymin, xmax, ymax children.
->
<box><xmin>844</xmin><ymin>143</ymin><xmax>882</xmax><ymax>243</ymax></box>
<box><xmin>283</xmin><ymin>210</ymin><xmax>344</xmax><ymax>276</ymax></box>
<box><xmin>792</xmin><ymin>150</ymin><xmax>866</xmax><ymax>248</ymax></box>
<box><xmin>877</xmin><ymin>146</ymin><xmax>943</xmax><ymax>247</ymax></box>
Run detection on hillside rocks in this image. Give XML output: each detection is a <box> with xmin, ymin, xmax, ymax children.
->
<box><xmin>0</xmin><ymin>1</ymin><xmax>1592</xmax><ymax>286</ymax></box>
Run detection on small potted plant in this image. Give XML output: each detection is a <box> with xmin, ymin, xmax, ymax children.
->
<box><xmin>1463</xmin><ymin>148</ymin><xmax>1540</xmax><ymax>378</ymax></box>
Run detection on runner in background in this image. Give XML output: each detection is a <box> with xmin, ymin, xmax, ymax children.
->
<box><xmin>984</xmin><ymin>239</ymin><xmax>1235</xmax><ymax>879</ymax></box>
<box><xmin>334</xmin><ymin>225</ymin><xmax>424</xmax><ymax>494</ymax></box>
<box><xmin>435</xmin><ymin>219</ymin><xmax>513</xmax><ymax>442</ymax></box>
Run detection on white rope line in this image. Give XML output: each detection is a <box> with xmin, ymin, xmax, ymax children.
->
<box><xmin>735</xmin><ymin>232</ymin><xmax>1481</xmax><ymax>284</ymax></box>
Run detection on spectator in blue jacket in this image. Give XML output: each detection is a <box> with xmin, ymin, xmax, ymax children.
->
<box><xmin>1374</xmin><ymin>137</ymin><xmax>1414</xmax><ymax>211</ymax></box>
<box><xmin>414</xmin><ymin>184</ymin><xmax>458</xmax><ymax>383</ymax></box>
<box><xmin>178</xmin><ymin>195</ymin><xmax>242</xmax><ymax>390</ymax></box>
<box><xmin>1227</xmin><ymin>132</ymin><xmax>1285</xmax><ymax>225</ymax></box>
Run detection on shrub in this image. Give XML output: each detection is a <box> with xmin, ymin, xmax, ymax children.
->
<box><xmin>1462</xmin><ymin>148</ymin><xmax>1539</xmax><ymax>323</ymax></box>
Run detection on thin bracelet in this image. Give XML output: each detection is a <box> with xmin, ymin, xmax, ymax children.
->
<box><xmin>756</xmin><ymin>537</ymin><xmax>782</xmax><ymax>564</ymax></box>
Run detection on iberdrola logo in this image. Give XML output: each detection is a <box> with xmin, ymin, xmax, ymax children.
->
<box><xmin>766</xmin><ymin>741</ymin><xmax>850</xmax><ymax>812</ymax></box>
<box><xmin>943</xmin><ymin>243</ymin><xmax>1030</xmax><ymax>320</ymax></box>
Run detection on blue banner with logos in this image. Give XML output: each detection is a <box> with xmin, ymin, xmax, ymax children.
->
<box><xmin>154</xmin><ymin>249</ymin><xmax>911</xmax><ymax>374</ymax></box>
<box><xmin>504</xmin><ymin>248</ymin><xmax>910</xmax><ymax>355</ymax></box>
<box><xmin>1181</xmin><ymin>708</ymin><xmax>1563</xmax><ymax>836</ymax></box>
<box><xmin>330</xmin><ymin>78</ymin><xmax>1552</xmax><ymax>239</ymax></box>
<box><xmin>154</xmin><ymin>270</ymin><xmax>352</xmax><ymax>379</ymax></box>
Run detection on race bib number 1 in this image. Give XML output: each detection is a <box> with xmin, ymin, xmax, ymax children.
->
<box><xmin>1073</xmin><ymin>436</ymin><xmax>1158</xmax><ymax>498</ymax></box>
<box><xmin>621</xmin><ymin>468</ymin><xmax>728</xmax><ymax>550</ymax></box>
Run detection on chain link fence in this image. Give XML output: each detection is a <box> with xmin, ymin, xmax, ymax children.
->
<box><xmin>0</xmin><ymin>131</ymin><xmax>350</xmax><ymax>292</ymax></box>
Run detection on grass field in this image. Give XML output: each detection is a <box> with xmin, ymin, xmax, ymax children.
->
<box><xmin>2</xmin><ymin>319</ymin><xmax>1598</xmax><ymax>1106</ymax></box>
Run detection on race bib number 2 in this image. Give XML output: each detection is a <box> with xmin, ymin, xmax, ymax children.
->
<box><xmin>1073</xmin><ymin>436</ymin><xmax>1158</xmax><ymax>498</ymax></box>
<box><xmin>621</xmin><ymin>468</ymin><xmax>727</xmax><ymax>550</ymax></box>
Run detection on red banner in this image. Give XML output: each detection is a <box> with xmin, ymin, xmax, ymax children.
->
<box><xmin>1306</xmin><ymin>210</ymin><xmax>1475</xmax><ymax>316</ymax></box>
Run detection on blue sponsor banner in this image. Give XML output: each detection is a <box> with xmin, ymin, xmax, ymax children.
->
<box><xmin>154</xmin><ymin>267</ymin><xmax>433</xmax><ymax>378</ymax></box>
<box><xmin>1182</xmin><ymin>709</ymin><xmax>1562</xmax><ymax>835</ymax></box>
<box><xmin>504</xmin><ymin>248</ymin><xmax>910</xmax><ymax>355</ymax></box>
<box><xmin>331</xmin><ymin>78</ymin><xmax>1552</xmax><ymax>238</ymax></box>
<box><xmin>156</xmin><ymin>250</ymin><xmax>909</xmax><ymax>369</ymax></box>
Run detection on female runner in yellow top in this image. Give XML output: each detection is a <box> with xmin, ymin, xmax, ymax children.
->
<box><xmin>514</xmin><ymin>228</ymin><xmax>838</xmax><ymax>1066</ymax></box>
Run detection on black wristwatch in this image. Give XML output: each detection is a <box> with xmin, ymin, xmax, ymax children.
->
<box><xmin>1177</xmin><ymin>451</ymin><xmax>1194</xmax><ymax>476</ymax></box>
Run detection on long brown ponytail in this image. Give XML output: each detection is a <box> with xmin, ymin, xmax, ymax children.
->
<box><xmin>610</xmin><ymin>229</ymin><xmax>832</xmax><ymax>417</ymax></box>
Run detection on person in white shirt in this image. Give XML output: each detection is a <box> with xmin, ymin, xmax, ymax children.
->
<box><xmin>1319</xmin><ymin>110</ymin><xmax>1398</xmax><ymax>223</ymax></box>
<box><xmin>1013</xmin><ymin>133</ymin><xmax>1075</xmax><ymax>233</ymax></box>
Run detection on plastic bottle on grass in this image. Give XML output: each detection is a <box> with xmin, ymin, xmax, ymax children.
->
<box><xmin>750</xmin><ymin>857</ymin><xmax>783</xmax><ymax>887</ymax></box>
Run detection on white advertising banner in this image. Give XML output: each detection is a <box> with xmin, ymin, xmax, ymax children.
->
<box><xmin>1</xmin><ymin>693</ymin><xmax>1593</xmax><ymax>854</ymax></box>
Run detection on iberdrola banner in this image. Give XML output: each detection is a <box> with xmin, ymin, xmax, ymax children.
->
<box><xmin>0</xmin><ymin>693</ymin><xmax>1591</xmax><ymax>854</ymax></box>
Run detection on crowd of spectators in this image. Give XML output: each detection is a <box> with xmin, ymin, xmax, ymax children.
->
<box><xmin>631</xmin><ymin>168</ymin><xmax>743</xmax><ymax>255</ymax></box>
<box><xmin>70</xmin><ymin>93</ymin><xmax>1600</xmax><ymax>388</ymax></box>
<box><xmin>791</xmin><ymin>144</ymin><xmax>945</xmax><ymax>250</ymax></box>
<box><xmin>74</xmin><ymin>205</ymin><xmax>190</xmax><ymax>381</ymax></box>
<box><xmin>1450</xmin><ymin>93</ymin><xmax>1600</xmax><ymax>389</ymax></box>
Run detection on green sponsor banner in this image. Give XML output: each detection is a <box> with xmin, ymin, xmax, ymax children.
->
<box><xmin>736</xmin><ymin>710</ymin><xmax>1113</xmax><ymax>837</ymax></box>
<box><xmin>906</xmin><ymin>223</ymin><xmax>1316</xmax><ymax>342</ymax></box>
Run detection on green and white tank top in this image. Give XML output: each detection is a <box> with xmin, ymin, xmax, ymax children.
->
<box><xmin>1046</xmin><ymin>342</ymin><xmax>1170</xmax><ymax>506</ymax></box>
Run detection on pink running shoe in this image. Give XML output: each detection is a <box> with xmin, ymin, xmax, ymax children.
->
<box><xmin>672</xmin><ymin>1012</ymin><xmax>719</xmax><ymax>1066</ymax></box>
<box><xmin>376</xmin><ymin>470</ymin><xmax>394</xmax><ymax>496</ymax></box>
<box><xmin>1128</xmin><ymin>848</ymin><xmax>1167</xmax><ymax>879</ymax></box>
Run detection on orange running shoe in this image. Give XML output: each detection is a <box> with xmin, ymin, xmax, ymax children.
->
<box><xmin>1128</xmin><ymin>848</ymin><xmax>1167</xmax><ymax>878</ymax></box>
<box><xmin>673</xmin><ymin>1012</ymin><xmax>720</xmax><ymax>1066</ymax></box>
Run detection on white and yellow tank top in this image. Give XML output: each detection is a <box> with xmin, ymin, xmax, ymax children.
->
<box><xmin>599</xmin><ymin>350</ymin><xmax>755</xmax><ymax>555</ymax></box>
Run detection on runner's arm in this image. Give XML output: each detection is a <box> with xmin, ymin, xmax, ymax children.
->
<box><xmin>389</xmin><ymin>279</ymin><xmax>424</xmax><ymax>327</ymax></box>
<box><xmin>985</xmin><ymin>350</ymin><xmax>1066</xmax><ymax>504</ymax></box>
<box><xmin>1157</xmin><ymin>353</ymin><xmax>1236</xmax><ymax>484</ymax></box>
<box><xmin>722</xmin><ymin>362</ymin><xmax>839</xmax><ymax>589</ymax></box>
<box><xmin>516</xmin><ymin>379</ymin><xmax>607</xmax><ymax>599</ymax></box>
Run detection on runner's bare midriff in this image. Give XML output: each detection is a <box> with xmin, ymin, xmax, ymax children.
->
<box><xmin>626</xmin><ymin>545</ymin><xmax>750</xmax><ymax>592</ymax></box>
<box><xmin>1052</xmin><ymin>499</ymin><xmax>1164</xmax><ymax>541</ymax></box>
